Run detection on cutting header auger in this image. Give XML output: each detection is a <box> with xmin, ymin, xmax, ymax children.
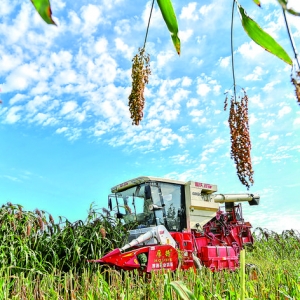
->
<box><xmin>91</xmin><ymin>176</ymin><xmax>259</xmax><ymax>272</ymax></box>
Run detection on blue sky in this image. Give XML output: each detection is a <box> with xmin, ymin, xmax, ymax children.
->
<box><xmin>0</xmin><ymin>0</ymin><xmax>299</xmax><ymax>232</ymax></box>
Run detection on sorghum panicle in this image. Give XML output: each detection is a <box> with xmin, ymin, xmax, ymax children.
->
<box><xmin>128</xmin><ymin>47</ymin><xmax>151</xmax><ymax>125</ymax></box>
<box><xmin>225</xmin><ymin>90</ymin><xmax>254</xmax><ymax>189</ymax></box>
<box><xmin>291</xmin><ymin>70</ymin><xmax>300</xmax><ymax>105</ymax></box>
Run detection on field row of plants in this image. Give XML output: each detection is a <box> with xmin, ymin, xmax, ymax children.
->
<box><xmin>0</xmin><ymin>202</ymin><xmax>299</xmax><ymax>299</ymax></box>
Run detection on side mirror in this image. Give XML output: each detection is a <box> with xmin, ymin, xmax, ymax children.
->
<box><xmin>116</xmin><ymin>212</ymin><xmax>124</xmax><ymax>219</ymax></box>
<box><xmin>108</xmin><ymin>198</ymin><xmax>112</xmax><ymax>211</ymax></box>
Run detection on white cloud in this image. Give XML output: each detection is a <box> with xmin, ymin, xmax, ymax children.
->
<box><xmin>4</xmin><ymin>63</ymin><xmax>39</xmax><ymax>92</ymax></box>
<box><xmin>171</xmin><ymin>153</ymin><xmax>188</xmax><ymax>162</ymax></box>
<box><xmin>1</xmin><ymin>2</ymin><xmax>31</xmax><ymax>45</ymax></box>
<box><xmin>259</xmin><ymin>132</ymin><xmax>270</xmax><ymax>139</ymax></box>
<box><xmin>142</xmin><ymin>2</ymin><xmax>162</xmax><ymax>29</ymax></box>
<box><xmin>249</xmin><ymin>113</ymin><xmax>258</xmax><ymax>125</ymax></box>
<box><xmin>244</xmin><ymin>66</ymin><xmax>264</xmax><ymax>81</ymax></box>
<box><xmin>182</xmin><ymin>77</ymin><xmax>192</xmax><ymax>87</ymax></box>
<box><xmin>237</xmin><ymin>41</ymin><xmax>264</xmax><ymax>60</ymax></box>
<box><xmin>4</xmin><ymin>106</ymin><xmax>23</xmax><ymax>124</ymax></box>
<box><xmin>115</xmin><ymin>38</ymin><xmax>134</xmax><ymax>60</ymax></box>
<box><xmin>55</xmin><ymin>127</ymin><xmax>82</xmax><ymax>141</ymax></box>
<box><xmin>26</xmin><ymin>95</ymin><xmax>51</xmax><ymax>115</ymax></box>
<box><xmin>156</xmin><ymin>51</ymin><xmax>175</xmax><ymax>69</ymax></box>
<box><xmin>201</xmin><ymin>147</ymin><xmax>216</xmax><ymax>161</ymax></box>
<box><xmin>0</xmin><ymin>53</ymin><xmax>23</xmax><ymax>74</ymax></box>
<box><xmin>180</xmin><ymin>2</ymin><xmax>198</xmax><ymax>20</ymax></box>
<box><xmin>269</xmin><ymin>135</ymin><xmax>279</xmax><ymax>141</ymax></box>
<box><xmin>51</xmin><ymin>51</ymin><xmax>73</xmax><ymax>69</ymax></box>
<box><xmin>262</xmin><ymin>80</ymin><xmax>281</xmax><ymax>92</ymax></box>
<box><xmin>55</xmin><ymin>69</ymin><xmax>79</xmax><ymax>86</ymax></box>
<box><xmin>179</xmin><ymin>125</ymin><xmax>189</xmax><ymax>132</ymax></box>
<box><xmin>288</xmin><ymin>0</ymin><xmax>300</xmax><ymax>11</ymax></box>
<box><xmin>293</xmin><ymin>118</ymin><xmax>300</xmax><ymax>126</ymax></box>
<box><xmin>68</xmin><ymin>10</ymin><xmax>81</xmax><ymax>29</ymax></box>
<box><xmin>210</xmin><ymin>137</ymin><xmax>226</xmax><ymax>147</ymax></box>
<box><xmin>250</xmin><ymin>94</ymin><xmax>264</xmax><ymax>109</ymax></box>
<box><xmin>94</xmin><ymin>37</ymin><xmax>109</xmax><ymax>54</ymax></box>
<box><xmin>190</xmin><ymin>109</ymin><xmax>204</xmax><ymax>117</ymax></box>
<box><xmin>179</xmin><ymin>29</ymin><xmax>193</xmax><ymax>43</ymax></box>
<box><xmin>30</xmin><ymin>113</ymin><xmax>49</xmax><ymax>125</ymax></box>
<box><xmin>0</xmin><ymin>0</ymin><xmax>15</xmax><ymax>16</ymax></box>
<box><xmin>187</xmin><ymin>98</ymin><xmax>199</xmax><ymax>108</ymax></box>
<box><xmin>213</xmin><ymin>85</ymin><xmax>221</xmax><ymax>95</ymax></box>
<box><xmin>186</xmin><ymin>133</ymin><xmax>194</xmax><ymax>139</ymax></box>
<box><xmin>114</xmin><ymin>19</ymin><xmax>131</xmax><ymax>35</ymax></box>
<box><xmin>197</xmin><ymin>83</ymin><xmax>211</xmax><ymax>97</ymax></box>
<box><xmin>218</xmin><ymin>56</ymin><xmax>230</xmax><ymax>68</ymax></box>
<box><xmin>262</xmin><ymin>120</ymin><xmax>275</xmax><ymax>128</ymax></box>
<box><xmin>9</xmin><ymin>94</ymin><xmax>28</xmax><ymax>105</ymax></box>
<box><xmin>199</xmin><ymin>3</ymin><xmax>215</xmax><ymax>16</ymax></box>
<box><xmin>60</xmin><ymin>101</ymin><xmax>78</xmax><ymax>115</ymax></box>
<box><xmin>91</xmin><ymin>121</ymin><xmax>112</xmax><ymax>137</ymax></box>
<box><xmin>80</xmin><ymin>4</ymin><xmax>104</xmax><ymax>35</ymax></box>
<box><xmin>191</xmin><ymin>57</ymin><xmax>203</xmax><ymax>66</ymax></box>
<box><xmin>278</xmin><ymin>106</ymin><xmax>291</xmax><ymax>118</ymax></box>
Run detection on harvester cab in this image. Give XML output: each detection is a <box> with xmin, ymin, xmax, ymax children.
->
<box><xmin>94</xmin><ymin>176</ymin><xmax>259</xmax><ymax>272</ymax></box>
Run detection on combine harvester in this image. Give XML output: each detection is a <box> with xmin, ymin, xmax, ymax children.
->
<box><xmin>93</xmin><ymin>176</ymin><xmax>259</xmax><ymax>272</ymax></box>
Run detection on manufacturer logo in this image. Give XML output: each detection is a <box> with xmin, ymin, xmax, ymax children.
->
<box><xmin>192</xmin><ymin>192</ymin><xmax>201</xmax><ymax>196</ymax></box>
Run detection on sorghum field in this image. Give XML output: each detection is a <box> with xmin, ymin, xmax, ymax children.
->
<box><xmin>0</xmin><ymin>203</ymin><xmax>299</xmax><ymax>299</ymax></box>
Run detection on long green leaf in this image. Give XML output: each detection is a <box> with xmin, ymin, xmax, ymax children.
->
<box><xmin>30</xmin><ymin>0</ymin><xmax>56</xmax><ymax>25</ymax></box>
<box><xmin>169</xmin><ymin>281</ymin><xmax>196</xmax><ymax>300</ymax></box>
<box><xmin>277</xmin><ymin>0</ymin><xmax>300</xmax><ymax>16</ymax></box>
<box><xmin>252</xmin><ymin>0</ymin><xmax>261</xmax><ymax>7</ymax></box>
<box><xmin>156</xmin><ymin>0</ymin><xmax>180</xmax><ymax>55</ymax></box>
<box><xmin>238</xmin><ymin>4</ymin><xmax>292</xmax><ymax>65</ymax></box>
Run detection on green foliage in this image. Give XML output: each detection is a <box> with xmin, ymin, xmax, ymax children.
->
<box><xmin>237</xmin><ymin>2</ymin><xmax>292</xmax><ymax>65</ymax></box>
<box><xmin>156</xmin><ymin>0</ymin><xmax>180</xmax><ymax>55</ymax></box>
<box><xmin>0</xmin><ymin>205</ymin><xmax>299</xmax><ymax>299</ymax></box>
<box><xmin>252</xmin><ymin>0</ymin><xmax>261</xmax><ymax>7</ymax></box>
<box><xmin>277</xmin><ymin>0</ymin><xmax>300</xmax><ymax>16</ymax></box>
<box><xmin>169</xmin><ymin>280</ymin><xmax>196</xmax><ymax>300</ymax></box>
<box><xmin>0</xmin><ymin>202</ymin><xmax>130</xmax><ymax>275</ymax></box>
<box><xmin>30</xmin><ymin>0</ymin><xmax>56</xmax><ymax>25</ymax></box>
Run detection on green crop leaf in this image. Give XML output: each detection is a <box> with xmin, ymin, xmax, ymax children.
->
<box><xmin>156</xmin><ymin>0</ymin><xmax>180</xmax><ymax>55</ymax></box>
<box><xmin>277</xmin><ymin>0</ymin><xmax>300</xmax><ymax>16</ymax></box>
<box><xmin>169</xmin><ymin>281</ymin><xmax>196</xmax><ymax>300</ymax></box>
<box><xmin>30</xmin><ymin>0</ymin><xmax>57</xmax><ymax>25</ymax></box>
<box><xmin>238</xmin><ymin>4</ymin><xmax>292</xmax><ymax>65</ymax></box>
<box><xmin>252</xmin><ymin>0</ymin><xmax>261</xmax><ymax>7</ymax></box>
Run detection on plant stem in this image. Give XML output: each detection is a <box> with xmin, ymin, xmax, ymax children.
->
<box><xmin>240</xmin><ymin>249</ymin><xmax>245</xmax><ymax>300</ymax></box>
<box><xmin>231</xmin><ymin>0</ymin><xmax>237</xmax><ymax>102</ymax></box>
<box><xmin>282</xmin><ymin>8</ymin><xmax>300</xmax><ymax>69</ymax></box>
<box><xmin>143</xmin><ymin>0</ymin><xmax>155</xmax><ymax>49</ymax></box>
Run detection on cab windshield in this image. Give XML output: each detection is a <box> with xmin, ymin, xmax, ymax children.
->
<box><xmin>108</xmin><ymin>181</ymin><xmax>184</xmax><ymax>231</ymax></box>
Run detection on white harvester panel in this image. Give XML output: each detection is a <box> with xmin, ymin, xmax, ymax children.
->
<box><xmin>185</xmin><ymin>181</ymin><xmax>219</xmax><ymax>230</ymax></box>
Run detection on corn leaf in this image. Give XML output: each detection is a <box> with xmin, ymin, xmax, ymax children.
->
<box><xmin>169</xmin><ymin>281</ymin><xmax>196</xmax><ymax>300</ymax></box>
<box><xmin>30</xmin><ymin>0</ymin><xmax>56</xmax><ymax>25</ymax></box>
<box><xmin>252</xmin><ymin>0</ymin><xmax>261</xmax><ymax>7</ymax></box>
<box><xmin>156</xmin><ymin>0</ymin><xmax>180</xmax><ymax>55</ymax></box>
<box><xmin>238</xmin><ymin>4</ymin><xmax>292</xmax><ymax>65</ymax></box>
<box><xmin>277</xmin><ymin>0</ymin><xmax>300</xmax><ymax>16</ymax></box>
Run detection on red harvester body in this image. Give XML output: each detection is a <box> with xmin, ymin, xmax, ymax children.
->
<box><xmin>92</xmin><ymin>176</ymin><xmax>259</xmax><ymax>272</ymax></box>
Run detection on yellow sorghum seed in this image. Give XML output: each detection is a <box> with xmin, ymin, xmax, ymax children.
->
<box><xmin>225</xmin><ymin>90</ymin><xmax>254</xmax><ymax>189</ymax></box>
<box><xmin>291</xmin><ymin>70</ymin><xmax>300</xmax><ymax>105</ymax></box>
<box><xmin>128</xmin><ymin>47</ymin><xmax>151</xmax><ymax>125</ymax></box>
